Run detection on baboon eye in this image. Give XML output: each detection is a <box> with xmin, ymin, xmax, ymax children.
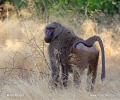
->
<box><xmin>47</xmin><ymin>27</ymin><xmax>55</xmax><ymax>30</ymax></box>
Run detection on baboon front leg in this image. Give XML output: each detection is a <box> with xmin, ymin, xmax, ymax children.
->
<box><xmin>51</xmin><ymin>60</ymin><xmax>59</xmax><ymax>87</ymax></box>
<box><xmin>61</xmin><ymin>65</ymin><xmax>68</xmax><ymax>87</ymax></box>
<box><xmin>51</xmin><ymin>64</ymin><xmax>59</xmax><ymax>87</ymax></box>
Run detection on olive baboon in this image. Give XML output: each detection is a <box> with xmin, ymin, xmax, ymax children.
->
<box><xmin>44</xmin><ymin>22</ymin><xmax>105</xmax><ymax>90</ymax></box>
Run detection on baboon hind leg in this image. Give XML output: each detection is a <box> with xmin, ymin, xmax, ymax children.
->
<box><xmin>73</xmin><ymin>71</ymin><xmax>81</xmax><ymax>88</ymax></box>
<box><xmin>73</xmin><ymin>69</ymin><xmax>84</xmax><ymax>88</ymax></box>
<box><xmin>87</xmin><ymin>53</ymin><xmax>99</xmax><ymax>91</ymax></box>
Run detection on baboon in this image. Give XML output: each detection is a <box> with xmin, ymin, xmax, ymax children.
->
<box><xmin>44</xmin><ymin>22</ymin><xmax>105</xmax><ymax>90</ymax></box>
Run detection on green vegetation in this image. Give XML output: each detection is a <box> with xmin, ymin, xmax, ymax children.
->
<box><xmin>31</xmin><ymin>0</ymin><xmax>120</xmax><ymax>17</ymax></box>
<box><xmin>1</xmin><ymin>0</ymin><xmax>120</xmax><ymax>20</ymax></box>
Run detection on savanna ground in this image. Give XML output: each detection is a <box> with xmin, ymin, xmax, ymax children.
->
<box><xmin>0</xmin><ymin>14</ymin><xmax>120</xmax><ymax>100</ymax></box>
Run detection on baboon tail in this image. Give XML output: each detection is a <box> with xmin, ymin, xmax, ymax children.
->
<box><xmin>86</xmin><ymin>35</ymin><xmax>105</xmax><ymax>81</ymax></box>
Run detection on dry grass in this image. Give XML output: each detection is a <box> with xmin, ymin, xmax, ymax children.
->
<box><xmin>0</xmin><ymin>19</ymin><xmax>120</xmax><ymax>100</ymax></box>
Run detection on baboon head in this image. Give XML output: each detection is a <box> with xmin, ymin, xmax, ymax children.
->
<box><xmin>44</xmin><ymin>22</ymin><xmax>63</xmax><ymax>43</ymax></box>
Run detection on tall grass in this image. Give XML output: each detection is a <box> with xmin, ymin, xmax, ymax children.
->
<box><xmin>0</xmin><ymin>18</ymin><xmax>120</xmax><ymax>99</ymax></box>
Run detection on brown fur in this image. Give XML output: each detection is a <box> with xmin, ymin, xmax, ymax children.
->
<box><xmin>44</xmin><ymin>22</ymin><xmax>105</xmax><ymax>90</ymax></box>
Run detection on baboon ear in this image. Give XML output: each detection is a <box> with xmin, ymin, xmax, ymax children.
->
<box><xmin>53</xmin><ymin>24</ymin><xmax>63</xmax><ymax>39</ymax></box>
<box><xmin>55</xmin><ymin>26</ymin><xmax>63</xmax><ymax>35</ymax></box>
